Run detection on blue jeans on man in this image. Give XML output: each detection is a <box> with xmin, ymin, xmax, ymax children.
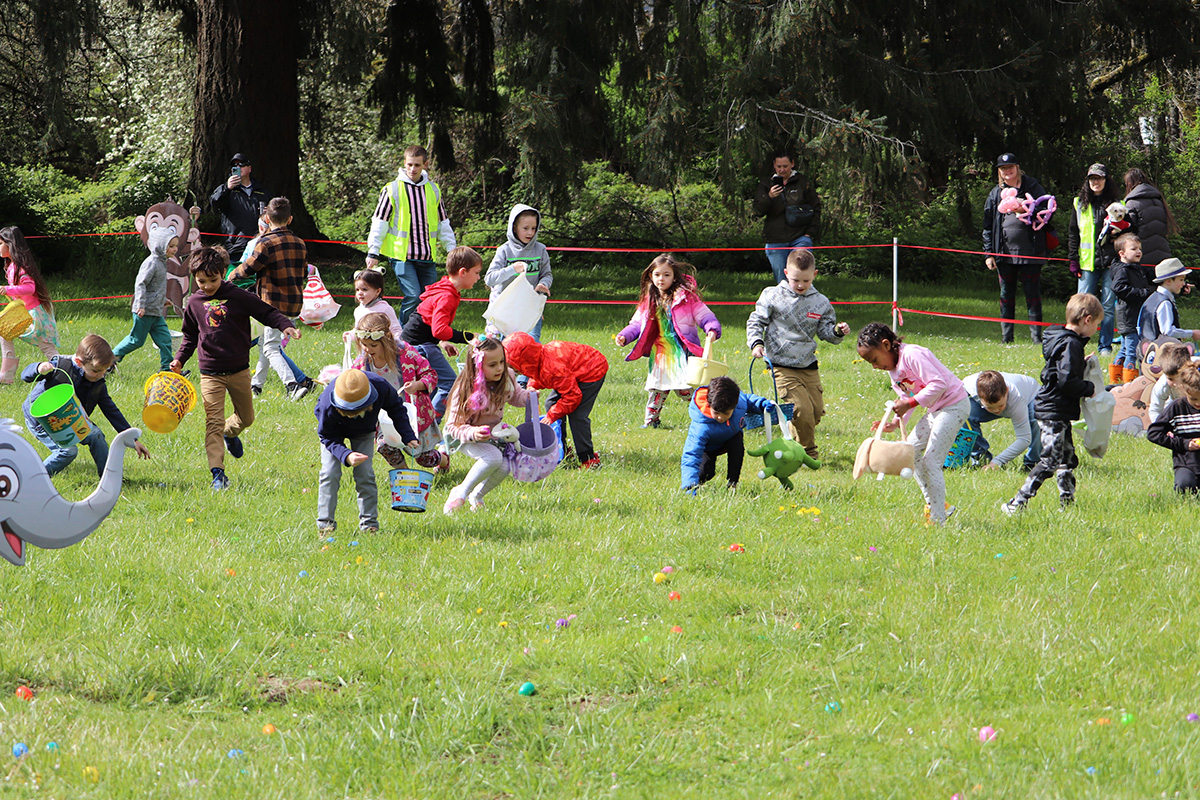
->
<box><xmin>967</xmin><ymin>397</ymin><xmax>1041</xmax><ymax>470</ymax></box>
<box><xmin>419</xmin><ymin>343</ymin><xmax>458</xmax><ymax>418</ymax></box>
<box><xmin>26</xmin><ymin>415</ymin><xmax>108</xmax><ymax>477</ymax></box>
<box><xmin>765</xmin><ymin>235</ymin><xmax>813</xmax><ymax>284</ymax></box>
<box><xmin>391</xmin><ymin>259</ymin><xmax>439</xmax><ymax>324</ymax></box>
<box><xmin>1078</xmin><ymin>267</ymin><xmax>1116</xmax><ymax>350</ymax></box>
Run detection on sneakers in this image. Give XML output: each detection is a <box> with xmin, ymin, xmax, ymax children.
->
<box><xmin>468</xmin><ymin>495</ymin><xmax>485</xmax><ymax>512</ymax></box>
<box><xmin>923</xmin><ymin>503</ymin><xmax>957</xmax><ymax>524</ymax></box>
<box><xmin>641</xmin><ymin>420</ymin><xmax>661</xmax><ymax>429</ymax></box>
<box><xmin>224</xmin><ymin>436</ymin><xmax>243</xmax><ymax>458</ymax></box>
<box><xmin>302</xmin><ymin>377</ymin><xmax>319</xmax><ymax>393</ymax></box>
<box><xmin>287</xmin><ymin>382</ymin><xmax>310</xmax><ymax>401</ymax></box>
<box><xmin>360</xmin><ymin>525</ymin><xmax>379</xmax><ymax>534</ymax></box>
<box><xmin>579</xmin><ymin>455</ymin><xmax>601</xmax><ymax>470</ymax></box>
<box><xmin>1000</xmin><ymin>499</ymin><xmax>1024</xmax><ymax>516</ymax></box>
<box><xmin>251</xmin><ymin>385</ymin><xmax>263</xmax><ymax>397</ymax></box>
<box><xmin>211</xmin><ymin>467</ymin><xmax>230</xmax><ymax>490</ymax></box>
<box><xmin>317</xmin><ymin>524</ymin><xmax>336</xmax><ymax>535</ymax></box>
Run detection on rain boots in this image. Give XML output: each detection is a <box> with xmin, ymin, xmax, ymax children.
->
<box><xmin>1108</xmin><ymin>362</ymin><xmax>1124</xmax><ymax>385</ymax></box>
<box><xmin>1122</xmin><ymin>367</ymin><xmax>1140</xmax><ymax>383</ymax></box>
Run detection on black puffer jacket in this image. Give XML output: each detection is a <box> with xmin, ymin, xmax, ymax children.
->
<box><xmin>1034</xmin><ymin>325</ymin><xmax>1095</xmax><ymax>421</ymax></box>
<box><xmin>1124</xmin><ymin>182</ymin><xmax>1173</xmax><ymax>266</ymax></box>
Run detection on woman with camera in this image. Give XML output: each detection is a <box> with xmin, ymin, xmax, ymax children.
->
<box><xmin>753</xmin><ymin>150</ymin><xmax>821</xmax><ymax>283</ymax></box>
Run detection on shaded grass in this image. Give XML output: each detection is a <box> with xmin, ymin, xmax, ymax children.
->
<box><xmin>0</xmin><ymin>266</ymin><xmax>1195</xmax><ymax>797</ymax></box>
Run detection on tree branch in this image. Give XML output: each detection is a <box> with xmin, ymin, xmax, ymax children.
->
<box><xmin>1088</xmin><ymin>52</ymin><xmax>1151</xmax><ymax>93</ymax></box>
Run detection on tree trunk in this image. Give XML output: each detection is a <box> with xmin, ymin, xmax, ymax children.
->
<box><xmin>188</xmin><ymin>0</ymin><xmax>320</xmax><ymax>245</ymax></box>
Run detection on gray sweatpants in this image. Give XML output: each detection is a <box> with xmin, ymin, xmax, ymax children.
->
<box><xmin>318</xmin><ymin>433</ymin><xmax>379</xmax><ymax>530</ymax></box>
<box><xmin>907</xmin><ymin>397</ymin><xmax>970</xmax><ymax>523</ymax></box>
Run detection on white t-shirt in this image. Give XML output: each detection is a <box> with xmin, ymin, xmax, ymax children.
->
<box><xmin>963</xmin><ymin>372</ymin><xmax>1038</xmax><ymax>465</ymax></box>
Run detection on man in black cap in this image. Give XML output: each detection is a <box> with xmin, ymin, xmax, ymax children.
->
<box><xmin>210</xmin><ymin>153</ymin><xmax>272</xmax><ymax>261</ymax></box>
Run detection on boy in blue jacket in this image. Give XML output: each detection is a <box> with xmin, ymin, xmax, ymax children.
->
<box><xmin>315</xmin><ymin>368</ymin><xmax>416</xmax><ymax>534</ymax></box>
<box><xmin>681</xmin><ymin>375</ymin><xmax>772</xmax><ymax>493</ymax></box>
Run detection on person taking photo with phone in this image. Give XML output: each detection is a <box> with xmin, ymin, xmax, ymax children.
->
<box><xmin>210</xmin><ymin>152</ymin><xmax>272</xmax><ymax>261</ymax></box>
<box><xmin>752</xmin><ymin>148</ymin><xmax>822</xmax><ymax>284</ymax></box>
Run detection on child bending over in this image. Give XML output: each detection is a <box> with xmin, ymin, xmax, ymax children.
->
<box><xmin>1147</xmin><ymin>361</ymin><xmax>1200</xmax><ymax>493</ymax></box>
<box><xmin>680</xmin><ymin>375</ymin><xmax>772</xmax><ymax>493</ymax></box>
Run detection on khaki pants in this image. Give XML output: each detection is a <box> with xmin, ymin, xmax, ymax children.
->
<box><xmin>772</xmin><ymin>366</ymin><xmax>824</xmax><ymax>458</ymax></box>
<box><xmin>200</xmin><ymin>370</ymin><xmax>255</xmax><ymax>469</ymax></box>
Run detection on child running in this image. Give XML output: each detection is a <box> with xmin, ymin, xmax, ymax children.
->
<box><xmin>350</xmin><ymin>311</ymin><xmax>446</xmax><ymax>471</ymax></box>
<box><xmin>857</xmin><ymin>322</ymin><xmax>970</xmax><ymax>524</ymax></box>
<box><xmin>353</xmin><ymin>269</ymin><xmax>402</xmax><ymax>340</ymax></box>
<box><xmin>113</xmin><ymin>227</ymin><xmax>178</xmax><ymax>371</ymax></box>
<box><xmin>616</xmin><ymin>253</ymin><xmax>721</xmax><ymax>428</ymax></box>
<box><xmin>171</xmin><ymin>247</ymin><xmax>302</xmax><ymax>490</ymax></box>
<box><xmin>1147</xmin><ymin>361</ymin><xmax>1200</xmax><ymax>494</ymax></box>
<box><xmin>1001</xmin><ymin>293</ymin><xmax>1102</xmax><ymax>514</ymax></box>
<box><xmin>401</xmin><ymin>245</ymin><xmax>483</xmax><ymax>416</ymax></box>
<box><xmin>22</xmin><ymin>334</ymin><xmax>151</xmax><ymax>476</ymax></box>
<box><xmin>441</xmin><ymin>336</ymin><xmax>530</xmax><ymax>514</ymax></box>
<box><xmin>0</xmin><ymin>226</ymin><xmax>59</xmax><ymax>383</ymax></box>
<box><xmin>315</xmin><ymin>368</ymin><xmax>416</xmax><ymax>533</ymax></box>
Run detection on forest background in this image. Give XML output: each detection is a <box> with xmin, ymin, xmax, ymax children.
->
<box><xmin>3</xmin><ymin>0</ymin><xmax>1200</xmax><ymax>288</ymax></box>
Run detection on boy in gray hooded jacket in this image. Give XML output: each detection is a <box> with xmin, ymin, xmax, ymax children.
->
<box><xmin>113</xmin><ymin>226</ymin><xmax>178</xmax><ymax>370</ymax></box>
<box><xmin>485</xmin><ymin>203</ymin><xmax>552</xmax><ymax>341</ymax></box>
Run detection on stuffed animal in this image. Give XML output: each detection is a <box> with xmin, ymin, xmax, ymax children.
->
<box><xmin>997</xmin><ymin>187</ymin><xmax>1025</xmax><ymax>215</ymax></box>
<box><xmin>1098</xmin><ymin>201</ymin><xmax>1131</xmax><ymax>246</ymax></box>
<box><xmin>747</xmin><ymin>407</ymin><xmax>819</xmax><ymax>490</ymax></box>
<box><xmin>852</xmin><ymin>404</ymin><xmax>916</xmax><ymax>480</ymax></box>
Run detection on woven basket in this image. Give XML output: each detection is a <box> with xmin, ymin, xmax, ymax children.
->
<box><xmin>0</xmin><ymin>301</ymin><xmax>32</xmax><ymax>340</ymax></box>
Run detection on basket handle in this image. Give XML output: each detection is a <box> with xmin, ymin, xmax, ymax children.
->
<box><xmin>874</xmin><ymin>402</ymin><xmax>909</xmax><ymax>442</ymax></box>
<box><xmin>526</xmin><ymin>390</ymin><xmax>544</xmax><ymax>449</ymax></box>
<box><xmin>749</xmin><ymin>356</ymin><xmax>784</xmax><ymax>406</ymax></box>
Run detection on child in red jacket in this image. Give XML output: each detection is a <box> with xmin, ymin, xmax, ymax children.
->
<box><xmin>401</xmin><ymin>246</ymin><xmax>482</xmax><ymax>416</ymax></box>
<box><xmin>503</xmin><ymin>331</ymin><xmax>609</xmax><ymax>468</ymax></box>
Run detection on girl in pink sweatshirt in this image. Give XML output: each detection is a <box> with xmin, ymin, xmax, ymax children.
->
<box><xmin>441</xmin><ymin>336</ymin><xmax>531</xmax><ymax>514</ymax></box>
<box><xmin>0</xmin><ymin>227</ymin><xmax>59</xmax><ymax>383</ymax></box>
<box><xmin>857</xmin><ymin>322</ymin><xmax>969</xmax><ymax>524</ymax></box>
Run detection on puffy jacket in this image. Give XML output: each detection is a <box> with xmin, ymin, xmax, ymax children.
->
<box><xmin>1125</xmin><ymin>182</ymin><xmax>1173</xmax><ymax>266</ymax></box>
<box><xmin>619</xmin><ymin>276</ymin><xmax>721</xmax><ymax>361</ymax></box>
<box><xmin>981</xmin><ymin>175</ymin><xmax>1053</xmax><ymax>265</ymax></box>
<box><xmin>401</xmin><ymin>277</ymin><xmax>473</xmax><ymax>345</ymax></box>
<box><xmin>1034</xmin><ymin>325</ymin><xmax>1094</xmax><ymax>421</ymax></box>
<box><xmin>680</xmin><ymin>387</ymin><xmax>770</xmax><ymax>489</ymax></box>
<box><xmin>752</xmin><ymin>171</ymin><xmax>821</xmax><ymax>242</ymax></box>
<box><xmin>503</xmin><ymin>332</ymin><xmax>609</xmax><ymax>423</ymax></box>
<box><xmin>1110</xmin><ymin>260</ymin><xmax>1155</xmax><ymax>335</ymax></box>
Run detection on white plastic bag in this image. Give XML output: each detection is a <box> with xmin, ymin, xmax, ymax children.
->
<box><xmin>1080</xmin><ymin>355</ymin><xmax>1115</xmax><ymax>458</ymax></box>
<box><xmin>299</xmin><ymin>265</ymin><xmax>341</xmax><ymax>325</ymax></box>
<box><xmin>378</xmin><ymin>404</ymin><xmax>420</xmax><ymax>449</ymax></box>
<box><xmin>483</xmin><ymin>273</ymin><xmax>546</xmax><ymax>337</ymax></box>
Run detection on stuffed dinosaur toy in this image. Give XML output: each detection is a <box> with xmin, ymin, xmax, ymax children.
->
<box><xmin>747</xmin><ymin>408</ymin><xmax>819</xmax><ymax>490</ymax></box>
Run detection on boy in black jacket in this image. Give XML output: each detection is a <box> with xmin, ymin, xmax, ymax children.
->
<box><xmin>1002</xmin><ymin>293</ymin><xmax>1102</xmax><ymax>514</ymax></box>
<box><xmin>1146</xmin><ymin>362</ymin><xmax>1200</xmax><ymax>493</ymax></box>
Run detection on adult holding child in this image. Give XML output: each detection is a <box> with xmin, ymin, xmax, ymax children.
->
<box><xmin>752</xmin><ymin>149</ymin><xmax>821</xmax><ymax>284</ymax></box>
<box><xmin>1067</xmin><ymin>163</ymin><xmax>1120</xmax><ymax>355</ymax></box>
<box><xmin>982</xmin><ymin>153</ymin><xmax>1052</xmax><ymax>344</ymax></box>
<box><xmin>1123</xmin><ymin>168</ymin><xmax>1178</xmax><ymax>266</ymax></box>
<box><xmin>365</xmin><ymin>145</ymin><xmax>457</xmax><ymax>324</ymax></box>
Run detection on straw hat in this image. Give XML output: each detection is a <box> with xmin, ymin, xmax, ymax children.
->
<box><xmin>1154</xmin><ymin>258</ymin><xmax>1189</xmax><ymax>283</ymax></box>
<box><xmin>332</xmin><ymin>369</ymin><xmax>378</xmax><ymax>411</ymax></box>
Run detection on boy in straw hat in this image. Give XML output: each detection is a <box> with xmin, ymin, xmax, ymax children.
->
<box><xmin>1138</xmin><ymin>258</ymin><xmax>1200</xmax><ymax>345</ymax></box>
<box><xmin>315</xmin><ymin>368</ymin><xmax>416</xmax><ymax>534</ymax></box>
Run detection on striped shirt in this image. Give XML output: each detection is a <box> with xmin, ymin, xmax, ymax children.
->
<box><xmin>371</xmin><ymin>180</ymin><xmax>449</xmax><ymax>262</ymax></box>
<box><xmin>1147</xmin><ymin>396</ymin><xmax>1200</xmax><ymax>471</ymax></box>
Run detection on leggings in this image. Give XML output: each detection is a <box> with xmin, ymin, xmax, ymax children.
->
<box><xmin>907</xmin><ymin>397</ymin><xmax>970</xmax><ymax>522</ymax></box>
<box><xmin>451</xmin><ymin>441</ymin><xmax>510</xmax><ymax>503</ymax></box>
<box><xmin>646</xmin><ymin>389</ymin><xmax>693</xmax><ymax>425</ymax></box>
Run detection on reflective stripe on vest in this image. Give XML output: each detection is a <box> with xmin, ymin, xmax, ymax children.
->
<box><xmin>380</xmin><ymin>180</ymin><xmax>442</xmax><ymax>261</ymax></box>
<box><xmin>1074</xmin><ymin>197</ymin><xmax>1096</xmax><ymax>272</ymax></box>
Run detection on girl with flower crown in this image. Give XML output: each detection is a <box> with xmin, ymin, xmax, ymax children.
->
<box><xmin>350</xmin><ymin>311</ymin><xmax>448</xmax><ymax>471</ymax></box>
<box><xmin>440</xmin><ymin>336</ymin><xmax>531</xmax><ymax>514</ymax></box>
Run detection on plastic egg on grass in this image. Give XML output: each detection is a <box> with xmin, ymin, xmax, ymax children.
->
<box><xmin>262</xmin><ymin>724</ymin><xmax>278</xmax><ymax>735</ymax></box>
<box><xmin>14</xmin><ymin>686</ymin><xmax>32</xmax><ymax>701</ymax></box>
<box><xmin>82</xmin><ymin>766</ymin><xmax>99</xmax><ymax>783</ymax></box>
<box><xmin>653</xmin><ymin>572</ymin><xmax>667</xmax><ymax>584</ymax></box>
<box><xmin>900</xmin><ymin>467</ymin><xmax>914</xmax><ymax>480</ymax></box>
<box><xmin>518</xmin><ymin>682</ymin><xmax>537</xmax><ymax>696</ymax></box>
<box><xmin>12</xmin><ymin>743</ymin><xmax>27</xmax><ymax>758</ymax></box>
<box><xmin>824</xmin><ymin>701</ymin><xmax>841</xmax><ymax>714</ymax></box>
<box><xmin>556</xmin><ymin>618</ymin><xmax>570</xmax><ymax>629</ymax></box>
<box><xmin>979</xmin><ymin>726</ymin><xmax>997</xmax><ymax>742</ymax></box>
<box><xmin>668</xmin><ymin>591</ymin><xmax>682</xmax><ymax>601</ymax></box>
<box><xmin>662</xmin><ymin>566</ymin><xmax>674</xmax><ymax>574</ymax></box>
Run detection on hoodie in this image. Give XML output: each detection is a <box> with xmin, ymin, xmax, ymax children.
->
<box><xmin>680</xmin><ymin>387</ymin><xmax>771</xmax><ymax>489</ymax></box>
<box><xmin>132</xmin><ymin>227</ymin><xmax>174</xmax><ymax>316</ymax></box>
<box><xmin>400</xmin><ymin>277</ymin><xmax>473</xmax><ymax>346</ymax></box>
<box><xmin>485</xmin><ymin>204</ymin><xmax>552</xmax><ymax>299</ymax></box>
<box><xmin>1034</xmin><ymin>325</ymin><xmax>1095</xmax><ymax>421</ymax></box>
<box><xmin>503</xmin><ymin>332</ymin><xmax>609</xmax><ymax>422</ymax></box>
<box><xmin>366</xmin><ymin>168</ymin><xmax>456</xmax><ymax>262</ymax></box>
<box><xmin>745</xmin><ymin>281</ymin><xmax>844</xmax><ymax>369</ymax></box>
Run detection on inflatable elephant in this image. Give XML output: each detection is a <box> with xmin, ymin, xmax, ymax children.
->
<box><xmin>0</xmin><ymin>423</ymin><xmax>141</xmax><ymax>567</ymax></box>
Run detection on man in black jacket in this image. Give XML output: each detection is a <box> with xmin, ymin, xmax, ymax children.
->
<box><xmin>752</xmin><ymin>150</ymin><xmax>821</xmax><ymax>283</ymax></box>
<box><xmin>210</xmin><ymin>153</ymin><xmax>271</xmax><ymax>261</ymax></box>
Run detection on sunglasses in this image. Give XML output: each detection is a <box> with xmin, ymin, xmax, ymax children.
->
<box><xmin>232</xmin><ymin>162</ymin><xmax>248</xmax><ymax>168</ymax></box>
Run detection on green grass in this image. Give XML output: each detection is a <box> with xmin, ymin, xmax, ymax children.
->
<box><xmin>0</xmin><ymin>264</ymin><xmax>1198</xmax><ymax>798</ymax></box>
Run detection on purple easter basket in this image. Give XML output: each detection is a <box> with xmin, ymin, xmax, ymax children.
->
<box><xmin>504</xmin><ymin>390</ymin><xmax>560</xmax><ymax>483</ymax></box>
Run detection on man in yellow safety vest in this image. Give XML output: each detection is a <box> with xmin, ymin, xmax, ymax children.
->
<box><xmin>364</xmin><ymin>145</ymin><xmax>457</xmax><ymax>323</ymax></box>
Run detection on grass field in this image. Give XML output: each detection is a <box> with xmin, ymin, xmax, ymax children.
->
<box><xmin>0</xmin><ymin>262</ymin><xmax>1198</xmax><ymax>799</ymax></box>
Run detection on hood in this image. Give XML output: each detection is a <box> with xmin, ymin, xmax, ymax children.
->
<box><xmin>689</xmin><ymin>387</ymin><xmax>737</xmax><ymax>427</ymax></box>
<box><xmin>398</xmin><ymin>169</ymin><xmax>430</xmax><ymax>187</ymax></box>
<box><xmin>146</xmin><ymin>226</ymin><xmax>176</xmax><ymax>259</ymax></box>
<box><xmin>503</xmin><ymin>331</ymin><xmax>542</xmax><ymax>375</ymax></box>
<box><xmin>1126</xmin><ymin>183</ymin><xmax>1162</xmax><ymax>201</ymax></box>
<box><xmin>506</xmin><ymin>204</ymin><xmax>541</xmax><ymax>250</ymax></box>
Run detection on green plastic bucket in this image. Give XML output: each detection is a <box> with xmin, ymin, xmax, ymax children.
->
<box><xmin>29</xmin><ymin>383</ymin><xmax>92</xmax><ymax>446</ymax></box>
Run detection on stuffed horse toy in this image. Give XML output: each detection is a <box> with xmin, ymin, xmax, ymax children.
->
<box><xmin>748</xmin><ymin>406</ymin><xmax>819</xmax><ymax>490</ymax></box>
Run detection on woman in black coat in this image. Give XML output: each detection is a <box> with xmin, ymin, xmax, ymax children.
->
<box><xmin>1124</xmin><ymin>168</ymin><xmax>1177</xmax><ymax>267</ymax></box>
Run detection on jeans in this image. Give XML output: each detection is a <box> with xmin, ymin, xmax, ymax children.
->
<box><xmin>419</xmin><ymin>343</ymin><xmax>458</xmax><ymax>417</ymax></box>
<box><xmin>26</xmin><ymin>414</ymin><xmax>108</xmax><ymax>477</ymax></box>
<box><xmin>1116</xmin><ymin>330</ymin><xmax>1140</xmax><ymax>367</ymax></box>
<box><xmin>1078</xmin><ymin>267</ymin><xmax>1116</xmax><ymax>350</ymax></box>
<box><xmin>391</xmin><ymin>259</ymin><xmax>439</xmax><ymax>325</ymax></box>
<box><xmin>968</xmin><ymin>397</ymin><xmax>1041</xmax><ymax>468</ymax></box>
<box><xmin>764</xmin><ymin>235</ymin><xmax>813</xmax><ymax>283</ymax></box>
<box><xmin>113</xmin><ymin>313</ymin><xmax>173</xmax><ymax>369</ymax></box>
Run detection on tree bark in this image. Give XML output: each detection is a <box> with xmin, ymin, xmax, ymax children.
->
<box><xmin>188</xmin><ymin>0</ymin><xmax>320</xmax><ymax>244</ymax></box>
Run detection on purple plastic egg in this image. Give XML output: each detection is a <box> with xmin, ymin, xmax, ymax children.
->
<box><xmin>1188</xmin><ymin>713</ymin><xmax>1200</xmax><ymax>722</ymax></box>
<box><xmin>556</xmin><ymin>618</ymin><xmax>569</xmax><ymax>628</ymax></box>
